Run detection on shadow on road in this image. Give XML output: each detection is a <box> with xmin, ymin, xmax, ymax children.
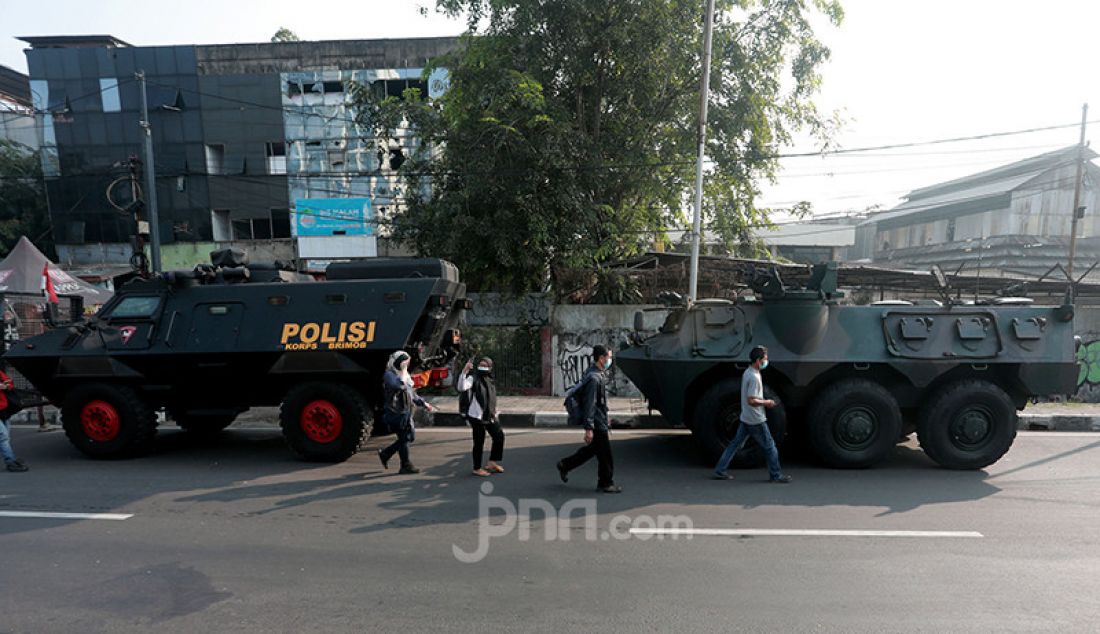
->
<box><xmin>163</xmin><ymin>432</ymin><xmax>1005</xmax><ymax>534</ymax></box>
<box><xmin>0</xmin><ymin>426</ymin><xmax>1016</xmax><ymax>538</ymax></box>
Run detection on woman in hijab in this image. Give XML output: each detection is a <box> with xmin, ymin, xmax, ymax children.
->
<box><xmin>457</xmin><ymin>356</ymin><xmax>504</xmax><ymax>476</ymax></box>
<box><xmin>378</xmin><ymin>350</ymin><xmax>434</xmax><ymax>474</ymax></box>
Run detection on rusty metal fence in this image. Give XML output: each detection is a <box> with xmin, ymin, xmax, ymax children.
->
<box><xmin>462</xmin><ymin>326</ymin><xmax>546</xmax><ymax>394</ymax></box>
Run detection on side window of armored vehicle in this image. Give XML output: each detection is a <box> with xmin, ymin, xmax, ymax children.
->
<box><xmin>106</xmin><ymin>296</ymin><xmax>162</xmax><ymax>320</ymax></box>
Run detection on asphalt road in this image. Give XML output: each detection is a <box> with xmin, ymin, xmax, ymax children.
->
<box><xmin>2</xmin><ymin>425</ymin><xmax>1099</xmax><ymax>633</ymax></box>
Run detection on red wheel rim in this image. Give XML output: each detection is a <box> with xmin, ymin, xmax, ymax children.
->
<box><xmin>300</xmin><ymin>399</ymin><xmax>343</xmax><ymax>443</ymax></box>
<box><xmin>81</xmin><ymin>400</ymin><xmax>121</xmax><ymax>442</ymax></box>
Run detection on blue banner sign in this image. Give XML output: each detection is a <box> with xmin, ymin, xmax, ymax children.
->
<box><xmin>294</xmin><ymin>198</ymin><xmax>373</xmax><ymax>236</ymax></box>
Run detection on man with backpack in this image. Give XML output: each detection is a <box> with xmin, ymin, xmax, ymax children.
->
<box><xmin>556</xmin><ymin>345</ymin><xmax>621</xmax><ymax>493</ymax></box>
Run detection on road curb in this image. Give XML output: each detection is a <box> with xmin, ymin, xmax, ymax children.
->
<box><xmin>1019</xmin><ymin>415</ymin><xmax>1100</xmax><ymax>432</ymax></box>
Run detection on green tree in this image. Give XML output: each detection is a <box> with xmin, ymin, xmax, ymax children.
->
<box><xmin>271</xmin><ymin>27</ymin><xmax>301</xmax><ymax>42</ymax></box>
<box><xmin>356</xmin><ymin>0</ymin><xmax>842</xmax><ymax>293</ymax></box>
<box><xmin>0</xmin><ymin>140</ymin><xmax>53</xmax><ymax>259</ymax></box>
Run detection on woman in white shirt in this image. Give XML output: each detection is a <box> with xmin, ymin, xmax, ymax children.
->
<box><xmin>457</xmin><ymin>357</ymin><xmax>505</xmax><ymax>476</ymax></box>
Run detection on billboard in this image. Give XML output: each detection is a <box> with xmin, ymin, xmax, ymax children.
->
<box><xmin>294</xmin><ymin>198</ymin><xmax>373</xmax><ymax>237</ymax></box>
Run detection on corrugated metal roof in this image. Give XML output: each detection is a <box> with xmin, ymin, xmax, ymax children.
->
<box><xmin>907</xmin><ymin>146</ymin><xmax>1095</xmax><ymax>200</ymax></box>
<box><xmin>860</xmin><ymin>146</ymin><xmax>1100</xmax><ymax>229</ymax></box>
<box><xmin>858</xmin><ymin>172</ymin><xmax>1039</xmax><ymax>227</ymax></box>
<box><xmin>756</xmin><ymin>223</ymin><xmax>855</xmax><ymax>247</ymax></box>
<box><xmin>0</xmin><ymin>65</ymin><xmax>30</xmax><ymax>108</ymax></box>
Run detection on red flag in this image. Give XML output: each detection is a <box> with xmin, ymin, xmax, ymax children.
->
<box><xmin>42</xmin><ymin>263</ymin><xmax>58</xmax><ymax>304</ymax></box>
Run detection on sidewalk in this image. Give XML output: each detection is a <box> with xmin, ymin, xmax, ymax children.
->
<box><xmin>11</xmin><ymin>398</ymin><xmax>1100</xmax><ymax>432</ymax></box>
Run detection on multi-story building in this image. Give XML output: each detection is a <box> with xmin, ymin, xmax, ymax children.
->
<box><xmin>20</xmin><ymin>34</ymin><xmax>457</xmax><ymax>272</ymax></box>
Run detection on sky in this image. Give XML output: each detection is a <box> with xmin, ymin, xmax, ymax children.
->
<box><xmin>1</xmin><ymin>0</ymin><xmax>1097</xmax><ymax>222</ymax></box>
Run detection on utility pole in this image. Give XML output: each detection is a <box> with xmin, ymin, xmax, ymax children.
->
<box><xmin>136</xmin><ymin>70</ymin><xmax>162</xmax><ymax>273</ymax></box>
<box><xmin>687</xmin><ymin>0</ymin><xmax>716</xmax><ymax>303</ymax></box>
<box><xmin>127</xmin><ymin>155</ymin><xmax>148</xmax><ymax>275</ymax></box>
<box><xmin>1067</xmin><ymin>103</ymin><xmax>1088</xmax><ymax>279</ymax></box>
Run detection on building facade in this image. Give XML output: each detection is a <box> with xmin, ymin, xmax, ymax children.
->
<box><xmin>854</xmin><ymin>147</ymin><xmax>1100</xmax><ymax>278</ymax></box>
<box><xmin>21</xmin><ymin>35</ymin><xmax>457</xmax><ymax>271</ymax></box>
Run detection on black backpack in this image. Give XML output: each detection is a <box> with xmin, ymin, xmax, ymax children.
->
<box><xmin>562</xmin><ymin>375</ymin><xmax>591</xmax><ymax>426</ymax></box>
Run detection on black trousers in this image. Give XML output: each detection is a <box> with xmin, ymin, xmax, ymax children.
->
<box><xmin>381</xmin><ymin>412</ymin><xmax>413</xmax><ymax>467</ymax></box>
<box><xmin>468</xmin><ymin>417</ymin><xmax>505</xmax><ymax>469</ymax></box>
<box><xmin>560</xmin><ymin>429</ymin><xmax>614</xmax><ymax>488</ymax></box>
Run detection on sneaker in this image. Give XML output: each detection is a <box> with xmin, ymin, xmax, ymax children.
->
<box><xmin>377</xmin><ymin>449</ymin><xmax>390</xmax><ymax>470</ymax></box>
<box><xmin>770</xmin><ymin>474</ymin><xmax>792</xmax><ymax>484</ymax></box>
<box><xmin>556</xmin><ymin>460</ymin><xmax>569</xmax><ymax>483</ymax></box>
<box><xmin>713</xmin><ymin>472</ymin><xmax>733</xmax><ymax>480</ymax></box>
<box><xmin>472</xmin><ymin>468</ymin><xmax>491</xmax><ymax>477</ymax></box>
<box><xmin>399</xmin><ymin>464</ymin><xmax>421</xmax><ymax>474</ymax></box>
<box><xmin>5</xmin><ymin>459</ymin><xmax>28</xmax><ymax>473</ymax></box>
<box><xmin>597</xmin><ymin>484</ymin><xmax>623</xmax><ymax>494</ymax></box>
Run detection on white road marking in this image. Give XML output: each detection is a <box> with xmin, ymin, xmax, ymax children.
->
<box><xmin>416</xmin><ymin>428</ymin><xmax>691</xmax><ymax>435</ymax></box>
<box><xmin>0</xmin><ymin>511</ymin><xmax>133</xmax><ymax>521</ymax></box>
<box><xmin>629</xmin><ymin>528</ymin><xmax>983</xmax><ymax>538</ymax></box>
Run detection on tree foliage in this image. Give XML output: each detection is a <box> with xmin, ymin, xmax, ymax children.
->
<box><xmin>356</xmin><ymin>0</ymin><xmax>842</xmax><ymax>293</ymax></box>
<box><xmin>271</xmin><ymin>27</ymin><xmax>301</xmax><ymax>42</ymax></box>
<box><xmin>0</xmin><ymin>140</ymin><xmax>53</xmax><ymax>259</ymax></box>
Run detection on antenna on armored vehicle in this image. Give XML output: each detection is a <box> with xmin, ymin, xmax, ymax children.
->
<box><xmin>930</xmin><ymin>264</ymin><xmax>954</xmax><ymax>305</ymax></box>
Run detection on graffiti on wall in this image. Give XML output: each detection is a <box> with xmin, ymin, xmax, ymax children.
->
<box><xmin>555</xmin><ymin>329</ymin><xmax>636</xmax><ymax>397</ymax></box>
<box><xmin>1077</xmin><ymin>340</ymin><xmax>1100</xmax><ymax>387</ymax></box>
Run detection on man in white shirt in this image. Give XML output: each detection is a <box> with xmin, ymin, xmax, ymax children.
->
<box><xmin>713</xmin><ymin>346</ymin><xmax>792</xmax><ymax>483</ymax></box>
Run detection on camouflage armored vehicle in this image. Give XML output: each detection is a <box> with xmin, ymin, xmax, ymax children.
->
<box><xmin>3</xmin><ymin>250</ymin><xmax>467</xmax><ymax>462</ymax></box>
<box><xmin>616</xmin><ymin>263</ymin><xmax>1078</xmax><ymax>470</ymax></box>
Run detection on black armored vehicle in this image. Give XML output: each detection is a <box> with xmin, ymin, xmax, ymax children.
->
<box><xmin>616</xmin><ymin>263</ymin><xmax>1079</xmax><ymax>470</ymax></box>
<box><xmin>3</xmin><ymin>250</ymin><xmax>467</xmax><ymax>462</ymax></box>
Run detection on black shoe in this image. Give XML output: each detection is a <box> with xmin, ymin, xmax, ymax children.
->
<box><xmin>770</xmin><ymin>474</ymin><xmax>792</xmax><ymax>483</ymax></box>
<box><xmin>377</xmin><ymin>449</ymin><xmax>390</xmax><ymax>470</ymax></box>
<box><xmin>556</xmin><ymin>460</ymin><xmax>569</xmax><ymax>483</ymax></box>
<box><xmin>5</xmin><ymin>459</ymin><xmax>28</xmax><ymax>473</ymax></box>
<box><xmin>399</xmin><ymin>464</ymin><xmax>421</xmax><ymax>474</ymax></box>
<box><xmin>597</xmin><ymin>484</ymin><xmax>622</xmax><ymax>494</ymax></box>
<box><xmin>713</xmin><ymin>472</ymin><xmax>733</xmax><ymax>480</ymax></box>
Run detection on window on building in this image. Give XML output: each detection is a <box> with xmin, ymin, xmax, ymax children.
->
<box><xmin>252</xmin><ymin>217</ymin><xmax>272</xmax><ymax>240</ymax></box>
<box><xmin>99</xmin><ymin>78</ymin><xmax>121</xmax><ymax>113</ymax></box>
<box><xmin>271</xmin><ymin>209</ymin><xmax>291</xmax><ymax>238</ymax></box>
<box><xmin>232</xmin><ymin>219</ymin><xmax>253</xmax><ymax>240</ymax></box>
<box><xmin>266</xmin><ymin>142</ymin><xmax>287</xmax><ymax>175</ymax></box>
<box><xmin>230</xmin><ymin>216</ymin><xmax>281</xmax><ymax>241</ymax></box>
<box><xmin>212</xmin><ymin>209</ymin><xmax>231</xmax><ymax>241</ymax></box>
<box><xmin>205</xmin><ymin>144</ymin><xmax>225</xmax><ymax>176</ymax></box>
<box><xmin>327</xmin><ymin>149</ymin><xmax>345</xmax><ymax>169</ymax></box>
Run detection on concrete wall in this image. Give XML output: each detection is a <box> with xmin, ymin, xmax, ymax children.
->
<box><xmin>550</xmin><ymin>304</ymin><xmax>669</xmax><ymax>397</ymax></box>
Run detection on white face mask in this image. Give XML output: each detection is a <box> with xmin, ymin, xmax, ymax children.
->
<box><xmin>477</xmin><ymin>366</ymin><xmax>491</xmax><ymax>373</ymax></box>
<box><xmin>760</xmin><ymin>360</ymin><xmax>768</xmax><ymax>370</ymax></box>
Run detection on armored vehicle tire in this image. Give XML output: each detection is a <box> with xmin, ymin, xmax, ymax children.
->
<box><xmin>694</xmin><ymin>377</ymin><xmax>787</xmax><ymax>467</ymax></box>
<box><xmin>808</xmin><ymin>379</ymin><xmax>903</xmax><ymax>469</ymax></box>
<box><xmin>917</xmin><ymin>380</ymin><xmax>1017</xmax><ymax>470</ymax></box>
<box><xmin>280</xmin><ymin>382</ymin><xmax>372</xmax><ymax>462</ymax></box>
<box><xmin>169</xmin><ymin>411</ymin><xmax>236</xmax><ymax>435</ymax></box>
<box><xmin>60</xmin><ymin>384</ymin><xmax>157</xmax><ymax>458</ymax></box>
